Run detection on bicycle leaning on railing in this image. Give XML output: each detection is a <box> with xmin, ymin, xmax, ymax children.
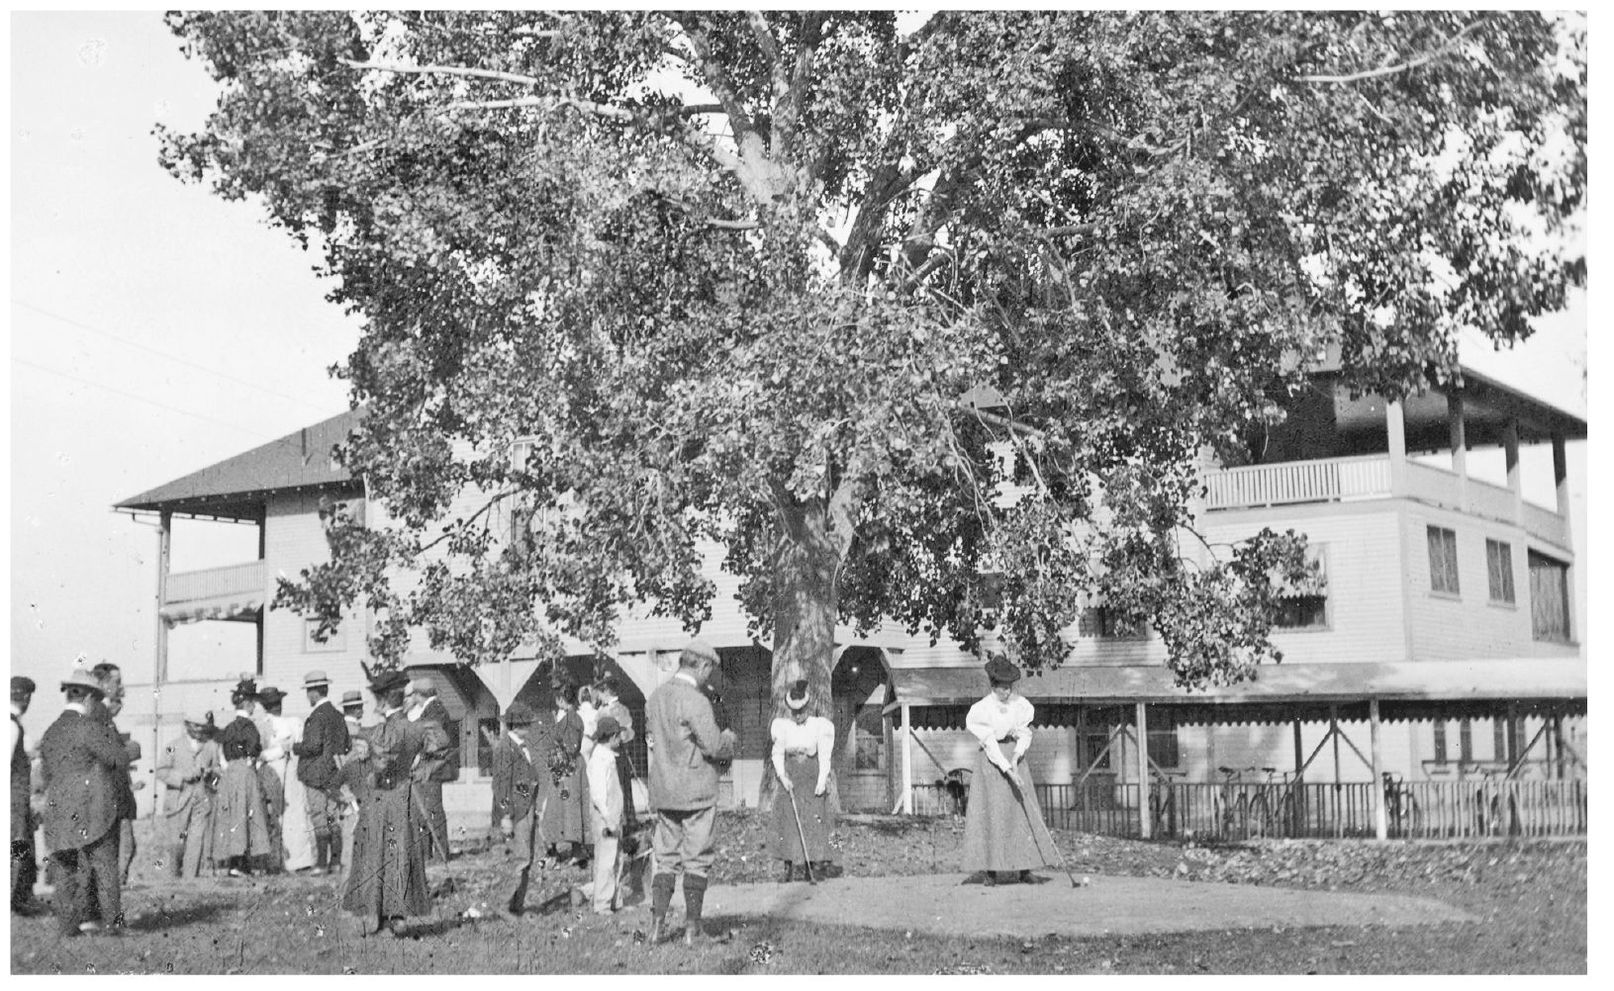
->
<box><xmin>1147</xmin><ymin>769</ymin><xmax>1185</xmax><ymax>837</ymax></box>
<box><xmin>1214</xmin><ymin>765</ymin><xmax>1299</xmax><ymax>839</ymax></box>
<box><xmin>1381</xmin><ymin>771</ymin><xmax>1423</xmax><ymax>838</ymax></box>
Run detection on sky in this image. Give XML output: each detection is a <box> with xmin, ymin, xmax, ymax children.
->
<box><xmin>4</xmin><ymin>10</ymin><xmax>1592</xmax><ymax>702</ymax></box>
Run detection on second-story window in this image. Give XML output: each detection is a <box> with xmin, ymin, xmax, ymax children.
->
<box><xmin>303</xmin><ymin>617</ymin><xmax>347</xmax><ymax>653</ymax></box>
<box><xmin>1528</xmin><ymin>551</ymin><xmax>1572</xmax><ymax>643</ymax></box>
<box><xmin>1485</xmin><ymin>539</ymin><xmax>1516</xmax><ymax>605</ymax></box>
<box><xmin>1274</xmin><ymin>544</ymin><xmax>1329</xmax><ymax>630</ymax></box>
<box><xmin>1427</xmin><ymin>525</ymin><xmax>1460</xmax><ymax>595</ymax></box>
<box><xmin>1078</xmin><ymin>605</ymin><xmax>1147</xmax><ymax>639</ymax></box>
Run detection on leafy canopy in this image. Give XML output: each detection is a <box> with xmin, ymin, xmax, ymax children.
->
<box><xmin>161</xmin><ymin>11</ymin><xmax>1584</xmax><ymax>688</ymax></box>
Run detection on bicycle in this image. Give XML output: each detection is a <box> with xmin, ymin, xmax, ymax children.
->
<box><xmin>1147</xmin><ymin>769</ymin><xmax>1185</xmax><ymax>838</ymax></box>
<box><xmin>1381</xmin><ymin>772</ymin><xmax>1423</xmax><ymax>838</ymax></box>
<box><xmin>1471</xmin><ymin>768</ymin><xmax>1513</xmax><ymax>838</ymax></box>
<box><xmin>1248</xmin><ymin>766</ymin><xmax>1299</xmax><ymax>838</ymax></box>
<box><xmin>1214</xmin><ymin>766</ymin><xmax>1252</xmax><ymax>840</ymax></box>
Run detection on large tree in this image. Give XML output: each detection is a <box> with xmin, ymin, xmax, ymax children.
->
<box><xmin>162</xmin><ymin>11</ymin><xmax>1583</xmax><ymax>711</ymax></box>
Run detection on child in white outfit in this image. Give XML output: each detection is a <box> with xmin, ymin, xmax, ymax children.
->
<box><xmin>574</xmin><ymin>715</ymin><xmax>624</xmax><ymax>913</ymax></box>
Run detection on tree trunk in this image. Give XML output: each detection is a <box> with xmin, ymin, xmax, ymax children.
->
<box><xmin>761</xmin><ymin>495</ymin><xmax>843</xmax><ymax>812</ymax></box>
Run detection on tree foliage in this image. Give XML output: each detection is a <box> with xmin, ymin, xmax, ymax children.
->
<box><xmin>162</xmin><ymin>11</ymin><xmax>1584</xmax><ymax>699</ymax></box>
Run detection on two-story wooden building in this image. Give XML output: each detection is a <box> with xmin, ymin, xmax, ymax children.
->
<box><xmin>114</xmin><ymin>362</ymin><xmax>1586</xmax><ymax>842</ymax></box>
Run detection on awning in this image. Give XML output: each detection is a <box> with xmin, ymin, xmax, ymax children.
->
<box><xmin>159</xmin><ymin>595</ymin><xmax>263</xmax><ymax>627</ymax></box>
<box><xmin>887</xmin><ymin>658</ymin><xmax>1587</xmax><ymax>710</ymax></box>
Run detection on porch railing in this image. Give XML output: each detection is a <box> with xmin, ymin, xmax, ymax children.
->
<box><xmin>908</xmin><ymin>778</ymin><xmax>1587</xmax><ymax>841</ymax></box>
<box><xmin>163</xmin><ymin>559</ymin><xmax>267</xmax><ymax>606</ymax></box>
<box><xmin>1204</xmin><ymin>455</ymin><xmax>1391</xmax><ymax>511</ymax></box>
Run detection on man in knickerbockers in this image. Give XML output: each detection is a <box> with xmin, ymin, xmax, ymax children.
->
<box><xmin>644</xmin><ymin>639</ymin><xmax>736</xmax><ymax>945</ymax></box>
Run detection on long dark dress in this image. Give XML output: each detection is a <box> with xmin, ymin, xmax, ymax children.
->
<box><xmin>537</xmin><ymin>709</ymin><xmax>589</xmax><ymax>848</ymax></box>
<box><xmin>342</xmin><ymin>711</ymin><xmax>448</xmax><ymax>923</ymax></box>
<box><xmin>212</xmin><ymin>715</ymin><xmax>271</xmax><ymax>860</ymax></box>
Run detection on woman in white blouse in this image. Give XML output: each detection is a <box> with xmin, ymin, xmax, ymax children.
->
<box><xmin>960</xmin><ymin>655</ymin><xmax>1059</xmax><ymax>884</ymax></box>
<box><xmin>770</xmin><ymin>679</ymin><xmax>838</xmax><ymax>882</ymax></box>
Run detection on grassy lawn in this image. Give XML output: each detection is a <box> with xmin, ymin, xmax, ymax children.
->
<box><xmin>10</xmin><ymin>811</ymin><xmax>1584</xmax><ymax>974</ymax></box>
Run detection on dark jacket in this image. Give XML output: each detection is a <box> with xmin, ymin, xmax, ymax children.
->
<box><xmin>412</xmin><ymin>697</ymin><xmax>460</xmax><ymax>783</ymax></box>
<box><xmin>39</xmin><ymin>707</ymin><xmax>129</xmax><ymax>851</ymax></box>
<box><xmin>219</xmin><ymin>714</ymin><xmax>262</xmax><ymax>762</ymax></box>
<box><xmin>490</xmin><ymin>732</ymin><xmax>542</xmax><ymax>822</ymax></box>
<box><xmin>646</xmin><ymin>674</ymin><xmax>734</xmax><ymax>812</ymax></box>
<box><xmin>294</xmin><ymin>699</ymin><xmax>351</xmax><ymax>790</ymax></box>
<box><xmin>11</xmin><ymin>712</ymin><xmax>32</xmax><ymax>838</ymax></box>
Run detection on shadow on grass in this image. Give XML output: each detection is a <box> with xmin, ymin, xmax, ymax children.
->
<box><xmin>129</xmin><ymin>899</ymin><xmax>234</xmax><ymax>931</ymax></box>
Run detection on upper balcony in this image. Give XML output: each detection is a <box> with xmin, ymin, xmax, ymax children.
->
<box><xmin>159</xmin><ymin>559</ymin><xmax>267</xmax><ymax>626</ymax></box>
<box><xmin>1202</xmin><ymin>364</ymin><xmax>1584</xmax><ymax>556</ymax></box>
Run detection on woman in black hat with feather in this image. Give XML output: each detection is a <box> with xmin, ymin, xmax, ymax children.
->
<box><xmin>960</xmin><ymin>655</ymin><xmax>1060</xmax><ymax>884</ymax></box>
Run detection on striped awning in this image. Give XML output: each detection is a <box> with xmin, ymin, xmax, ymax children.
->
<box><xmin>887</xmin><ymin>658</ymin><xmax>1587</xmax><ymax>711</ymax></box>
<box><xmin>159</xmin><ymin>594</ymin><xmax>263</xmax><ymax>627</ymax></box>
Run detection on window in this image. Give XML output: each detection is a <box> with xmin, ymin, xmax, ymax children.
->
<box><xmin>1485</xmin><ymin>539</ymin><xmax>1516</xmax><ymax>604</ymax></box>
<box><xmin>302</xmin><ymin>617</ymin><xmax>347</xmax><ymax>653</ymax></box>
<box><xmin>853</xmin><ymin>706</ymin><xmax>885</xmax><ymax>771</ymax></box>
<box><xmin>1432</xmin><ymin>722</ymin><xmax>1448</xmax><ymax>764</ymax></box>
<box><xmin>1492</xmin><ymin>715</ymin><xmax>1526</xmax><ymax>764</ymax></box>
<box><xmin>1274</xmin><ymin>544</ymin><xmax>1329</xmax><ymax>629</ymax></box>
<box><xmin>1426</xmin><ymin>526</ymin><xmax>1460</xmax><ymax>595</ymax></box>
<box><xmin>1528</xmin><ymin>551</ymin><xmax>1572</xmax><ymax>642</ymax></box>
<box><xmin>1078</xmin><ymin>605</ymin><xmax>1147</xmax><ymax>639</ymax></box>
<box><xmin>1146</xmin><ymin>723</ymin><xmax>1181</xmax><ymax>769</ymax></box>
<box><xmin>1077</xmin><ymin>721</ymin><xmax>1114</xmax><ymax>772</ymax></box>
<box><xmin>1434</xmin><ymin>719</ymin><xmax>1477</xmax><ymax>764</ymax></box>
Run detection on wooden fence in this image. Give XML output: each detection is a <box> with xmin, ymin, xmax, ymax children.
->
<box><xmin>909</xmin><ymin>778</ymin><xmax>1587</xmax><ymax>841</ymax></box>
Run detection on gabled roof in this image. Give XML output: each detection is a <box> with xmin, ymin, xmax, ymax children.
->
<box><xmin>114</xmin><ymin>408</ymin><xmax>364</xmax><ymax>520</ymax></box>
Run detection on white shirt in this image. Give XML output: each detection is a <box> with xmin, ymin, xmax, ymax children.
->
<box><xmin>578</xmin><ymin>700</ymin><xmax>599</xmax><ymax>760</ymax></box>
<box><xmin>770</xmin><ymin>715</ymin><xmax>835</xmax><ymax>791</ymax></box>
<box><xmin>586</xmin><ymin>743</ymin><xmax>622</xmax><ymax>829</ymax></box>
<box><xmin>261</xmin><ymin>713</ymin><xmax>299</xmax><ymax>762</ymax></box>
<box><xmin>966</xmin><ymin>693</ymin><xmax>1035</xmax><ymax>765</ymax></box>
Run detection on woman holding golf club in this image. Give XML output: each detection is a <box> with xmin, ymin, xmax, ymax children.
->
<box><xmin>960</xmin><ymin>654</ymin><xmax>1061</xmax><ymax>885</ymax></box>
<box><xmin>769</xmin><ymin>679</ymin><xmax>839</xmax><ymax>883</ymax></box>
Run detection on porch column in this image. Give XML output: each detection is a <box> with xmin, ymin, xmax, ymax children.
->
<box><xmin>1552</xmin><ymin>432</ymin><xmax>1572</xmax><ymax>533</ymax></box>
<box><xmin>901</xmin><ymin>702</ymin><xmax>914</xmax><ymax>814</ymax></box>
<box><xmin>1330</xmin><ymin>706</ymin><xmax>1343</xmax><ymax>839</ymax></box>
<box><xmin>1447</xmin><ymin>389</ymin><xmax>1468</xmax><ymax>506</ymax></box>
<box><xmin>1503</xmin><ymin>418</ymin><xmax>1523</xmax><ymax>522</ymax></box>
<box><xmin>152</xmin><ymin>510</ymin><xmax>172</xmax><ymax>812</ymax></box>
<box><xmin>1135</xmin><ymin>702</ymin><xmax>1151</xmax><ymax>840</ymax></box>
<box><xmin>1369</xmin><ymin>699</ymin><xmax>1387</xmax><ymax>841</ymax></box>
<box><xmin>1293</xmin><ymin>719</ymin><xmax>1306</xmax><ymax>834</ymax></box>
<box><xmin>1385</xmin><ymin>399</ymin><xmax>1408</xmax><ymax>494</ymax></box>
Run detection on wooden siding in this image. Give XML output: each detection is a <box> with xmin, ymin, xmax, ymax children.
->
<box><xmin>1403</xmin><ymin>503</ymin><xmax>1580</xmax><ymax>661</ymax></box>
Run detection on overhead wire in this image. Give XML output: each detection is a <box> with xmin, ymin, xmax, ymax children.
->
<box><xmin>12</xmin><ymin>355</ymin><xmax>291</xmax><ymax>441</ymax></box>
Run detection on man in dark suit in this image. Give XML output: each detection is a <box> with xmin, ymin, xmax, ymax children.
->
<box><xmin>491</xmin><ymin>703</ymin><xmax>543</xmax><ymax>914</ymax></box>
<box><xmin>645</xmin><ymin>639</ymin><xmax>736</xmax><ymax>945</ymax></box>
<box><xmin>11</xmin><ymin>676</ymin><xmax>46</xmax><ymax>916</ymax></box>
<box><xmin>39</xmin><ymin>668</ymin><xmax>130</xmax><ymax>937</ymax></box>
<box><xmin>90</xmin><ymin>662</ymin><xmax>140</xmax><ymax>887</ymax></box>
<box><xmin>293</xmin><ymin>670</ymin><xmax>350</xmax><ymax>875</ymax></box>
<box><xmin>406</xmin><ymin>676</ymin><xmax>458</xmax><ymax>861</ymax></box>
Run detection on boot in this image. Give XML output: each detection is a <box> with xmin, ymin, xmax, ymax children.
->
<box><xmin>649</xmin><ymin>873</ymin><xmax>676</xmax><ymax>944</ymax></box>
<box><xmin>682</xmin><ymin>873</ymin><xmax>708</xmax><ymax>946</ymax></box>
<box><xmin>311</xmin><ymin>835</ymin><xmax>329</xmax><ymax>875</ymax></box>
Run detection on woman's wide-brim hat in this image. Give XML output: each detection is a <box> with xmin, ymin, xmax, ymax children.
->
<box><xmin>984</xmin><ymin>654</ymin><xmax>1021</xmax><ymax>685</ymax></box>
<box><xmin>368</xmin><ymin>669</ymin><xmax>410</xmax><ymax>696</ymax></box>
<box><xmin>60</xmin><ymin>667</ymin><xmax>106</xmax><ymax>696</ymax></box>
<box><xmin>786</xmin><ymin>678</ymin><xmax>810</xmax><ymax>710</ymax></box>
<box><xmin>258</xmin><ymin>686</ymin><xmax>287</xmax><ymax>706</ymax></box>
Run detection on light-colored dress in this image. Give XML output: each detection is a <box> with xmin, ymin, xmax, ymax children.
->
<box><xmin>263</xmin><ymin>713</ymin><xmax>314</xmax><ymax>871</ymax></box>
<box><xmin>960</xmin><ymin>693</ymin><xmax>1059</xmax><ymax>873</ymax></box>
<box><xmin>770</xmin><ymin>715</ymin><xmax>835</xmax><ymax>863</ymax></box>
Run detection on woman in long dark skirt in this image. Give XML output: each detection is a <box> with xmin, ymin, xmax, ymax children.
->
<box><xmin>342</xmin><ymin>669</ymin><xmax>448</xmax><ymax>937</ymax></box>
<box><xmin>960</xmin><ymin>655</ymin><xmax>1059</xmax><ymax>884</ymax></box>
<box><xmin>770</xmin><ymin>680</ymin><xmax>839</xmax><ymax>881</ymax></box>
<box><xmin>212</xmin><ymin>683</ymin><xmax>272</xmax><ymax>877</ymax></box>
<box><xmin>538</xmin><ymin>682</ymin><xmax>590</xmax><ymax>864</ymax></box>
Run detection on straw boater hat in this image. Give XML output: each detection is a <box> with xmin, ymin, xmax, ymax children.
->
<box><xmin>786</xmin><ymin>679</ymin><xmax>810</xmax><ymax>710</ymax></box>
<box><xmin>984</xmin><ymin>654</ymin><xmax>1022</xmax><ymax>685</ymax></box>
<box><xmin>303</xmin><ymin>670</ymin><xmax>331</xmax><ymax>689</ymax></box>
<box><xmin>593</xmin><ymin>714</ymin><xmax>621</xmax><ymax>741</ymax></box>
<box><xmin>60</xmin><ymin>667</ymin><xmax>105</xmax><ymax>696</ymax></box>
<box><xmin>339</xmin><ymin>690</ymin><xmax>363</xmax><ymax>710</ymax></box>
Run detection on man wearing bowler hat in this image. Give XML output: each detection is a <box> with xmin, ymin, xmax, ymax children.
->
<box><xmin>39</xmin><ymin>667</ymin><xmax>129</xmax><ymax>936</ymax></box>
<box><xmin>293</xmin><ymin>670</ymin><xmax>350</xmax><ymax>875</ymax></box>
<box><xmin>492</xmin><ymin>702</ymin><xmax>543</xmax><ymax>914</ymax></box>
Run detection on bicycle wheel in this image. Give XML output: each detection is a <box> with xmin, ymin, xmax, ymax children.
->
<box><xmin>1277</xmin><ymin>792</ymin><xmax>1298</xmax><ymax>838</ymax></box>
<box><xmin>1406</xmin><ymin>793</ymin><xmax>1423</xmax><ymax>838</ymax></box>
<box><xmin>1249</xmin><ymin>794</ymin><xmax>1271</xmax><ymax>837</ymax></box>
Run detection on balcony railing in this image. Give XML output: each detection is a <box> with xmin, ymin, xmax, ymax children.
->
<box><xmin>164</xmin><ymin>560</ymin><xmax>267</xmax><ymax>607</ymax></box>
<box><xmin>1204</xmin><ymin>455</ymin><xmax>1391</xmax><ymax>510</ymax></box>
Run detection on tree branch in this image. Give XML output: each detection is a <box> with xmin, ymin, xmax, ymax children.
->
<box><xmin>343</xmin><ymin>58</ymin><xmax>541</xmax><ymax>88</ymax></box>
<box><xmin>1296</xmin><ymin>15</ymin><xmax>1493</xmax><ymax>85</ymax></box>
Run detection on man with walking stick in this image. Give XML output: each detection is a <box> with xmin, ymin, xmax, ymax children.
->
<box><xmin>644</xmin><ymin>639</ymin><xmax>735</xmax><ymax>946</ymax></box>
